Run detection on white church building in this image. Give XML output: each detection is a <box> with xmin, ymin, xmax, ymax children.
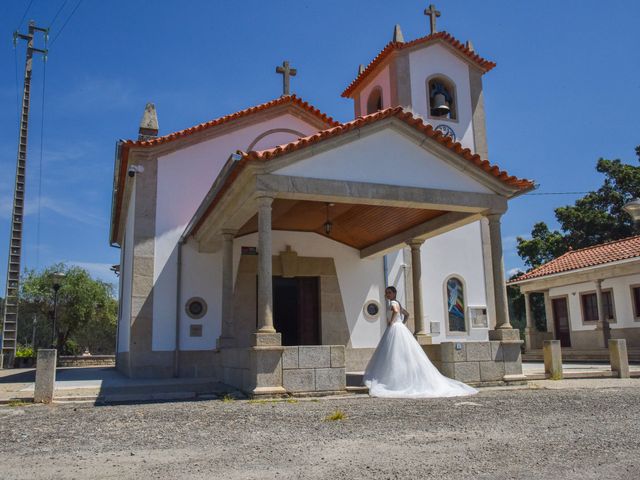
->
<box><xmin>110</xmin><ymin>15</ymin><xmax>534</xmax><ymax>395</ymax></box>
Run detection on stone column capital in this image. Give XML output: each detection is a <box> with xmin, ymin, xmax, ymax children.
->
<box><xmin>221</xmin><ymin>229</ymin><xmax>237</xmax><ymax>240</ymax></box>
<box><xmin>406</xmin><ymin>238</ymin><xmax>425</xmax><ymax>250</ymax></box>
<box><xmin>256</xmin><ymin>195</ymin><xmax>275</xmax><ymax>208</ymax></box>
<box><xmin>486</xmin><ymin>212</ymin><xmax>503</xmax><ymax>223</ymax></box>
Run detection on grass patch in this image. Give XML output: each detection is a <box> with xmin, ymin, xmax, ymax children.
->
<box><xmin>6</xmin><ymin>400</ymin><xmax>30</xmax><ymax>407</ymax></box>
<box><xmin>325</xmin><ymin>410</ymin><xmax>346</xmax><ymax>421</ymax></box>
<box><xmin>286</xmin><ymin>399</ymin><xmax>298</xmax><ymax>404</ymax></box>
<box><xmin>222</xmin><ymin>394</ymin><xmax>235</xmax><ymax>402</ymax></box>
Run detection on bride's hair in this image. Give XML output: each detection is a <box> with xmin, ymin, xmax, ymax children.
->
<box><xmin>385</xmin><ymin>286</ymin><xmax>397</xmax><ymax>296</ymax></box>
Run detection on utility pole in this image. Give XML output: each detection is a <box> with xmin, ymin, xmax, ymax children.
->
<box><xmin>1</xmin><ymin>21</ymin><xmax>48</xmax><ymax>368</ymax></box>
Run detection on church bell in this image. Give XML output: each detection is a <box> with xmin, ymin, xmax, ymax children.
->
<box><xmin>431</xmin><ymin>92</ymin><xmax>450</xmax><ymax>117</ymax></box>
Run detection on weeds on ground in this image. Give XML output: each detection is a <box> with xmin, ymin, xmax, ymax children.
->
<box><xmin>6</xmin><ymin>400</ymin><xmax>30</xmax><ymax>407</ymax></box>
<box><xmin>222</xmin><ymin>394</ymin><xmax>235</xmax><ymax>402</ymax></box>
<box><xmin>286</xmin><ymin>399</ymin><xmax>298</xmax><ymax>404</ymax></box>
<box><xmin>325</xmin><ymin>410</ymin><xmax>346</xmax><ymax>421</ymax></box>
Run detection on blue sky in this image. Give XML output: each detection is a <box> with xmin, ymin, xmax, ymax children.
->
<box><xmin>1</xmin><ymin>0</ymin><xmax>639</xmax><ymax>292</ymax></box>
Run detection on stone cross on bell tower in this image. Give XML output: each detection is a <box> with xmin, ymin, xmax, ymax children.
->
<box><xmin>424</xmin><ymin>4</ymin><xmax>441</xmax><ymax>34</ymax></box>
<box><xmin>275</xmin><ymin>60</ymin><xmax>297</xmax><ymax>96</ymax></box>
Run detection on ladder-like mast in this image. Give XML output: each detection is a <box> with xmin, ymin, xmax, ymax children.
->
<box><xmin>1</xmin><ymin>21</ymin><xmax>48</xmax><ymax>368</ymax></box>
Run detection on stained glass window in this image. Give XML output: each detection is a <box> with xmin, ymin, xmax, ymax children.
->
<box><xmin>447</xmin><ymin>277</ymin><xmax>466</xmax><ymax>332</ymax></box>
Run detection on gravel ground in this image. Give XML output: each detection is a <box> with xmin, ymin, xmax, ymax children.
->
<box><xmin>0</xmin><ymin>386</ymin><xmax>639</xmax><ymax>479</ymax></box>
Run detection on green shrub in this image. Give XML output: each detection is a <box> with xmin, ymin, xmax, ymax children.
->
<box><xmin>61</xmin><ymin>339</ymin><xmax>81</xmax><ymax>356</ymax></box>
<box><xmin>15</xmin><ymin>345</ymin><xmax>34</xmax><ymax>358</ymax></box>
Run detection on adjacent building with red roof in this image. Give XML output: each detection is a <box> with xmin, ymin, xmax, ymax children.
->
<box><xmin>509</xmin><ymin>236</ymin><xmax>640</xmax><ymax>352</ymax></box>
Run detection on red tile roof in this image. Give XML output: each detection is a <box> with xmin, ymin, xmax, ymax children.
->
<box><xmin>111</xmin><ymin>95</ymin><xmax>337</xmax><ymax>245</ymax></box>
<box><xmin>121</xmin><ymin>95</ymin><xmax>338</xmax><ymax>149</ymax></box>
<box><xmin>190</xmin><ymin>107</ymin><xmax>534</xmax><ymax>236</ymax></box>
<box><xmin>243</xmin><ymin>107</ymin><xmax>532</xmax><ymax>190</ymax></box>
<box><xmin>509</xmin><ymin>235</ymin><xmax>640</xmax><ymax>283</ymax></box>
<box><xmin>342</xmin><ymin>32</ymin><xmax>496</xmax><ymax>98</ymax></box>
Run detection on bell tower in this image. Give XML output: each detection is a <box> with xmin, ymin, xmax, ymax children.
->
<box><xmin>341</xmin><ymin>5</ymin><xmax>495</xmax><ymax>159</ymax></box>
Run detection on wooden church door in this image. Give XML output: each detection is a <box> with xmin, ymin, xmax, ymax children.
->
<box><xmin>273</xmin><ymin>276</ymin><xmax>320</xmax><ymax>346</ymax></box>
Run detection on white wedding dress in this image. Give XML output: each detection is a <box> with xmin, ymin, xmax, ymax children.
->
<box><xmin>363</xmin><ymin>300</ymin><xmax>477</xmax><ymax>398</ymax></box>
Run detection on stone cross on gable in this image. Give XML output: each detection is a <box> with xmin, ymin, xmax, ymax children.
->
<box><xmin>424</xmin><ymin>4</ymin><xmax>441</xmax><ymax>34</ymax></box>
<box><xmin>275</xmin><ymin>60</ymin><xmax>297</xmax><ymax>96</ymax></box>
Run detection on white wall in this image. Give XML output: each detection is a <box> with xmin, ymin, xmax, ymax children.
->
<box><xmin>549</xmin><ymin>273</ymin><xmax>640</xmax><ymax>332</ymax></box>
<box><xmin>233</xmin><ymin>231</ymin><xmax>386</xmax><ymax>348</ymax></box>
<box><xmin>357</xmin><ymin>65</ymin><xmax>392</xmax><ymax>115</ymax></box>
<box><xmin>152</xmin><ymin>113</ymin><xmax>320</xmax><ymax>351</ymax></box>
<box><xmin>386</xmin><ymin>221</ymin><xmax>489</xmax><ymax>343</ymax></box>
<box><xmin>178</xmin><ymin>242</ymin><xmax>222</xmax><ymax>350</ymax></box>
<box><xmin>274</xmin><ymin>128</ymin><xmax>492</xmax><ymax>194</ymax></box>
<box><xmin>408</xmin><ymin>43</ymin><xmax>475</xmax><ymax>152</ymax></box>
<box><xmin>118</xmin><ymin>184</ymin><xmax>135</xmax><ymax>353</ymax></box>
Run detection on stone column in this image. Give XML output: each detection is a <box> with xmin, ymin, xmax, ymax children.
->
<box><xmin>217</xmin><ymin>230</ymin><xmax>236</xmax><ymax>348</ymax></box>
<box><xmin>524</xmin><ymin>292</ymin><xmax>534</xmax><ymax>351</ymax></box>
<box><xmin>253</xmin><ymin>195</ymin><xmax>281</xmax><ymax>346</ymax></box>
<box><xmin>407</xmin><ymin>239</ymin><xmax>431</xmax><ymax>344</ymax></box>
<box><xmin>486</xmin><ymin>213</ymin><xmax>519</xmax><ymax>341</ymax></box>
<box><xmin>34</xmin><ymin>349</ymin><xmax>57</xmax><ymax>403</ymax></box>
<box><xmin>543</xmin><ymin>340</ymin><xmax>563</xmax><ymax>380</ymax></box>
<box><xmin>543</xmin><ymin>290</ymin><xmax>553</xmax><ymax>335</ymax></box>
<box><xmin>595</xmin><ymin>279</ymin><xmax>611</xmax><ymax>348</ymax></box>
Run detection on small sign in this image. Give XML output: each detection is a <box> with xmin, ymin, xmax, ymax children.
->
<box><xmin>190</xmin><ymin>324</ymin><xmax>203</xmax><ymax>337</ymax></box>
<box><xmin>455</xmin><ymin>342</ymin><xmax>463</xmax><ymax>351</ymax></box>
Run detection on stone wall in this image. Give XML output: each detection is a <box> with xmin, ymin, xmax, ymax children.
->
<box><xmin>282</xmin><ymin>346</ymin><xmax>346</xmax><ymax>393</ymax></box>
<box><xmin>424</xmin><ymin>340</ymin><xmax>523</xmax><ymax>385</ymax></box>
<box><xmin>58</xmin><ymin>355</ymin><xmax>116</xmax><ymax>367</ymax></box>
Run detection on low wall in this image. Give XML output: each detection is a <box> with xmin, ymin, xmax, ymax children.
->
<box><xmin>282</xmin><ymin>346</ymin><xmax>346</xmax><ymax>393</ymax></box>
<box><xmin>58</xmin><ymin>355</ymin><xmax>115</xmax><ymax>367</ymax></box>
<box><xmin>425</xmin><ymin>341</ymin><xmax>523</xmax><ymax>384</ymax></box>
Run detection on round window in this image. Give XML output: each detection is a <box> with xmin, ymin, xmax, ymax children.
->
<box><xmin>363</xmin><ymin>300</ymin><xmax>381</xmax><ymax>320</ymax></box>
<box><xmin>185</xmin><ymin>297</ymin><xmax>207</xmax><ymax>319</ymax></box>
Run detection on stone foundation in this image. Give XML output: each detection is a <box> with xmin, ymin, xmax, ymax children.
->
<box><xmin>282</xmin><ymin>346</ymin><xmax>346</xmax><ymax>393</ymax></box>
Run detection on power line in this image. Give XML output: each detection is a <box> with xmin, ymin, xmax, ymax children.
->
<box><xmin>16</xmin><ymin>0</ymin><xmax>35</xmax><ymax>30</ymax></box>
<box><xmin>525</xmin><ymin>191</ymin><xmax>591</xmax><ymax>196</ymax></box>
<box><xmin>50</xmin><ymin>0</ymin><xmax>68</xmax><ymax>29</ymax></box>
<box><xmin>49</xmin><ymin>0</ymin><xmax>83</xmax><ymax>47</ymax></box>
<box><xmin>36</xmin><ymin>44</ymin><xmax>48</xmax><ymax>269</ymax></box>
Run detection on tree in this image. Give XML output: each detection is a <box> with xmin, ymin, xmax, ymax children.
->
<box><xmin>18</xmin><ymin>264</ymin><xmax>117</xmax><ymax>354</ymax></box>
<box><xmin>517</xmin><ymin>148</ymin><xmax>640</xmax><ymax>270</ymax></box>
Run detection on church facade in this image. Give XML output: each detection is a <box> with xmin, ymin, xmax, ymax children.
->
<box><xmin>110</xmin><ymin>16</ymin><xmax>534</xmax><ymax>394</ymax></box>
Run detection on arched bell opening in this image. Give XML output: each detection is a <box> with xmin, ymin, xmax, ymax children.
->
<box><xmin>366</xmin><ymin>87</ymin><xmax>384</xmax><ymax>115</ymax></box>
<box><xmin>427</xmin><ymin>76</ymin><xmax>457</xmax><ymax>121</ymax></box>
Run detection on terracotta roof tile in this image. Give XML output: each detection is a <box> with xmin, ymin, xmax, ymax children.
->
<box><xmin>509</xmin><ymin>235</ymin><xmax>640</xmax><ymax>283</ymax></box>
<box><xmin>243</xmin><ymin>107</ymin><xmax>533</xmax><ymax>191</ymax></box>
<box><xmin>122</xmin><ymin>95</ymin><xmax>338</xmax><ymax>149</ymax></box>
<box><xmin>342</xmin><ymin>32</ymin><xmax>496</xmax><ymax>98</ymax></box>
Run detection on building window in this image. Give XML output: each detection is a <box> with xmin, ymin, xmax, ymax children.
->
<box><xmin>446</xmin><ymin>277</ymin><xmax>466</xmax><ymax>332</ymax></box>
<box><xmin>580</xmin><ymin>291</ymin><xmax>615</xmax><ymax>323</ymax></box>
<box><xmin>427</xmin><ymin>76</ymin><xmax>457</xmax><ymax>120</ymax></box>
<box><xmin>366</xmin><ymin>87</ymin><xmax>383</xmax><ymax>114</ymax></box>
<box><xmin>631</xmin><ymin>286</ymin><xmax>640</xmax><ymax>320</ymax></box>
<box><xmin>185</xmin><ymin>297</ymin><xmax>207</xmax><ymax>319</ymax></box>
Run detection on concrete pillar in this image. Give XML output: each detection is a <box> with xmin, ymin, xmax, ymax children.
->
<box><xmin>609</xmin><ymin>339</ymin><xmax>630</xmax><ymax>378</ymax></box>
<box><xmin>407</xmin><ymin>239</ymin><xmax>431</xmax><ymax>344</ymax></box>
<box><xmin>543</xmin><ymin>290</ymin><xmax>554</xmax><ymax>335</ymax></box>
<box><xmin>595</xmin><ymin>279</ymin><xmax>611</xmax><ymax>348</ymax></box>
<box><xmin>543</xmin><ymin>340</ymin><xmax>563</xmax><ymax>380</ymax></box>
<box><xmin>218</xmin><ymin>230</ymin><xmax>236</xmax><ymax>348</ymax></box>
<box><xmin>487</xmin><ymin>213</ymin><xmax>519</xmax><ymax>341</ymax></box>
<box><xmin>524</xmin><ymin>292</ymin><xmax>534</xmax><ymax>351</ymax></box>
<box><xmin>34</xmin><ymin>349</ymin><xmax>57</xmax><ymax>403</ymax></box>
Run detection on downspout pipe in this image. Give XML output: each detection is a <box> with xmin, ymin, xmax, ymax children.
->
<box><xmin>174</xmin><ymin>239</ymin><xmax>183</xmax><ymax>378</ymax></box>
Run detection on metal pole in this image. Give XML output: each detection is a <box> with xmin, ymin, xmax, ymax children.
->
<box><xmin>52</xmin><ymin>285</ymin><xmax>59</xmax><ymax>348</ymax></box>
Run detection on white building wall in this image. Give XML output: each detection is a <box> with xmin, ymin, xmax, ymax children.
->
<box><xmin>118</xmin><ymin>185</ymin><xmax>135</xmax><ymax>353</ymax></box>
<box><xmin>386</xmin><ymin>221</ymin><xmax>489</xmax><ymax>343</ymax></box>
<box><xmin>152</xmin><ymin>114</ymin><xmax>320</xmax><ymax>350</ymax></box>
<box><xmin>549</xmin><ymin>273</ymin><xmax>640</xmax><ymax>332</ymax></box>
<box><xmin>408</xmin><ymin>43</ymin><xmax>475</xmax><ymax>152</ymax></box>
<box><xmin>233</xmin><ymin>231</ymin><xmax>386</xmax><ymax>348</ymax></box>
<box><xmin>274</xmin><ymin>128</ymin><xmax>492</xmax><ymax>194</ymax></box>
<box><xmin>357</xmin><ymin>65</ymin><xmax>392</xmax><ymax>115</ymax></box>
<box><xmin>178</xmin><ymin>242</ymin><xmax>222</xmax><ymax>350</ymax></box>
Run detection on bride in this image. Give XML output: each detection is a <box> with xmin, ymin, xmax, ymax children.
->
<box><xmin>363</xmin><ymin>286</ymin><xmax>477</xmax><ymax>398</ymax></box>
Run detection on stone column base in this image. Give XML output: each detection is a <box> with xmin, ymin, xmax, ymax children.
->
<box><xmin>414</xmin><ymin>333</ymin><xmax>433</xmax><ymax>345</ymax></box>
<box><xmin>524</xmin><ymin>327</ymin><xmax>534</xmax><ymax>351</ymax></box>
<box><xmin>247</xmin><ymin>345</ymin><xmax>284</xmax><ymax>397</ymax></box>
<box><xmin>251</xmin><ymin>332</ymin><xmax>282</xmax><ymax>347</ymax></box>
<box><xmin>489</xmin><ymin>328</ymin><xmax>521</xmax><ymax>342</ymax></box>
